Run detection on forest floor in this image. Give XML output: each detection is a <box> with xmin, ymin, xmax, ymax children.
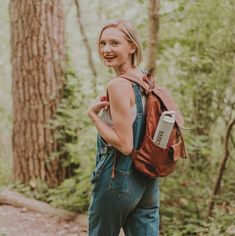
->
<box><xmin>0</xmin><ymin>204</ymin><xmax>88</xmax><ymax>236</ymax></box>
<box><xmin>0</xmin><ymin>205</ymin><xmax>125</xmax><ymax>236</ymax></box>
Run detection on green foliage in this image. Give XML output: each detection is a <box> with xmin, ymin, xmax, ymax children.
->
<box><xmin>0</xmin><ymin>0</ymin><xmax>12</xmax><ymax>188</ymax></box>
<box><xmin>158</xmin><ymin>0</ymin><xmax>235</xmax><ymax>170</ymax></box>
<box><xmin>0</xmin><ymin>157</ymin><xmax>8</xmax><ymax>187</ymax></box>
<box><xmin>0</xmin><ymin>0</ymin><xmax>234</xmax><ymax>235</ymax></box>
<box><xmin>157</xmin><ymin>0</ymin><xmax>235</xmax><ymax>235</ymax></box>
<box><xmin>0</xmin><ymin>233</ymin><xmax>7</xmax><ymax>236</ymax></box>
<box><xmin>47</xmin><ymin>169</ymin><xmax>92</xmax><ymax>212</ymax></box>
<box><xmin>10</xmin><ymin>180</ymin><xmax>50</xmax><ymax>202</ymax></box>
<box><xmin>0</xmin><ymin>107</ymin><xmax>11</xmax><ymax>187</ymax></box>
<box><xmin>45</xmin><ymin>64</ymin><xmax>97</xmax><ymax>212</ymax></box>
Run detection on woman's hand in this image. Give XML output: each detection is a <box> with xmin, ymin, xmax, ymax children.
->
<box><xmin>87</xmin><ymin>96</ymin><xmax>110</xmax><ymax>118</ymax></box>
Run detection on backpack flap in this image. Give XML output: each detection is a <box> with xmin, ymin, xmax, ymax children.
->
<box><xmin>153</xmin><ymin>86</ymin><xmax>184</xmax><ymax>128</ymax></box>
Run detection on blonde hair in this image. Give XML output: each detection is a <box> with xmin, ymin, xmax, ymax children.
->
<box><xmin>98</xmin><ymin>20</ymin><xmax>142</xmax><ymax>67</ymax></box>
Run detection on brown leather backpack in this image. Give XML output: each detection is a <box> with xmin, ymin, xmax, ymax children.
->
<box><xmin>117</xmin><ymin>72</ymin><xmax>187</xmax><ymax>178</ymax></box>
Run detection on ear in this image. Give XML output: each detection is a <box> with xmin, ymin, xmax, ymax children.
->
<box><xmin>129</xmin><ymin>43</ymin><xmax>136</xmax><ymax>54</ymax></box>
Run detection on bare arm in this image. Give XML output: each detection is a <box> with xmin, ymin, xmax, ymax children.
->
<box><xmin>87</xmin><ymin>78</ymin><xmax>133</xmax><ymax>155</ymax></box>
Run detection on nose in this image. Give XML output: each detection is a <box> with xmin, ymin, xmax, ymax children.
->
<box><xmin>103</xmin><ymin>44</ymin><xmax>111</xmax><ymax>53</ymax></box>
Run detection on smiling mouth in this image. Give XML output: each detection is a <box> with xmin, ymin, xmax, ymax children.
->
<box><xmin>104</xmin><ymin>55</ymin><xmax>116</xmax><ymax>60</ymax></box>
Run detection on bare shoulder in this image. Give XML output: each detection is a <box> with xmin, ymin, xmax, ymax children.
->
<box><xmin>107</xmin><ymin>77</ymin><xmax>135</xmax><ymax>105</ymax></box>
<box><xmin>107</xmin><ymin>77</ymin><xmax>132</xmax><ymax>92</ymax></box>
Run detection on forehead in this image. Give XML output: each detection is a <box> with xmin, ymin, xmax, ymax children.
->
<box><xmin>100</xmin><ymin>27</ymin><xmax>127</xmax><ymax>41</ymax></box>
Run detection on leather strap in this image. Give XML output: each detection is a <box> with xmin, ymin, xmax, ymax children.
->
<box><xmin>118</xmin><ymin>72</ymin><xmax>184</xmax><ymax>128</ymax></box>
<box><xmin>118</xmin><ymin>72</ymin><xmax>151</xmax><ymax>92</ymax></box>
<box><xmin>177</xmin><ymin>128</ymin><xmax>187</xmax><ymax>158</ymax></box>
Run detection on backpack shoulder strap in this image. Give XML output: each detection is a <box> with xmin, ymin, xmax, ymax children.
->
<box><xmin>118</xmin><ymin>72</ymin><xmax>150</xmax><ymax>92</ymax></box>
<box><xmin>118</xmin><ymin>72</ymin><xmax>184</xmax><ymax>128</ymax></box>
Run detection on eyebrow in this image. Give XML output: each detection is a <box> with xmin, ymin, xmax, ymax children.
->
<box><xmin>100</xmin><ymin>38</ymin><xmax>120</xmax><ymax>43</ymax></box>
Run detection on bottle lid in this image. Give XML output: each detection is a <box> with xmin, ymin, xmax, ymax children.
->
<box><xmin>162</xmin><ymin>111</ymin><xmax>176</xmax><ymax>123</ymax></box>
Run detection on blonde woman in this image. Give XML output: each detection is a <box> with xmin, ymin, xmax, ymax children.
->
<box><xmin>87</xmin><ymin>20</ymin><xmax>159</xmax><ymax>236</ymax></box>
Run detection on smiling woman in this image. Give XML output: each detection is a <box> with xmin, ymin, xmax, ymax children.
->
<box><xmin>97</xmin><ymin>20</ymin><xmax>142</xmax><ymax>71</ymax></box>
<box><xmin>87</xmin><ymin>20</ymin><xmax>160</xmax><ymax>236</ymax></box>
<box><xmin>99</xmin><ymin>28</ymin><xmax>135</xmax><ymax>73</ymax></box>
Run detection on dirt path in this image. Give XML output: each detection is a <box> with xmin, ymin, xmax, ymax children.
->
<box><xmin>0</xmin><ymin>205</ymin><xmax>88</xmax><ymax>236</ymax></box>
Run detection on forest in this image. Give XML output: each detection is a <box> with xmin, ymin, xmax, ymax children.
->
<box><xmin>0</xmin><ymin>0</ymin><xmax>235</xmax><ymax>235</ymax></box>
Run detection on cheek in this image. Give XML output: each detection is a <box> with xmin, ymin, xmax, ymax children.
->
<box><xmin>99</xmin><ymin>48</ymin><xmax>104</xmax><ymax>57</ymax></box>
<box><xmin>122</xmin><ymin>51</ymin><xmax>132</xmax><ymax>61</ymax></box>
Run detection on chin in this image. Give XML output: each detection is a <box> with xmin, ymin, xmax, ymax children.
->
<box><xmin>104</xmin><ymin>62</ymin><xmax>115</xmax><ymax>68</ymax></box>
<box><xmin>104</xmin><ymin>64</ymin><xmax>114</xmax><ymax>68</ymax></box>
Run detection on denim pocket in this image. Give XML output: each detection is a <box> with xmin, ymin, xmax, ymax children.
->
<box><xmin>109</xmin><ymin>169</ymin><xmax>132</xmax><ymax>198</ymax></box>
<box><xmin>91</xmin><ymin>154</ymin><xmax>107</xmax><ymax>184</ymax></box>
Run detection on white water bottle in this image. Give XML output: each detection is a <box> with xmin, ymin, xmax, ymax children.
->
<box><xmin>152</xmin><ymin>111</ymin><xmax>176</xmax><ymax>148</ymax></box>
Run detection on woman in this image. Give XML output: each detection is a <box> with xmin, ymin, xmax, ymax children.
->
<box><xmin>87</xmin><ymin>20</ymin><xmax>159</xmax><ymax>236</ymax></box>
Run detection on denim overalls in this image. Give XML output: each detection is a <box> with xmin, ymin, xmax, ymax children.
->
<box><xmin>88</xmin><ymin>83</ymin><xmax>160</xmax><ymax>236</ymax></box>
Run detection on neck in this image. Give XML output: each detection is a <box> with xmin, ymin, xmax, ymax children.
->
<box><xmin>114</xmin><ymin>62</ymin><xmax>135</xmax><ymax>75</ymax></box>
<box><xmin>115</xmin><ymin>67</ymin><xmax>144</xmax><ymax>79</ymax></box>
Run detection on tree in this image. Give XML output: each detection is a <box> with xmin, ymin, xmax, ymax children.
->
<box><xmin>10</xmin><ymin>0</ymin><xmax>66</xmax><ymax>186</ymax></box>
<box><xmin>74</xmin><ymin>0</ymin><xmax>98</xmax><ymax>96</ymax></box>
<box><xmin>207</xmin><ymin>117</ymin><xmax>235</xmax><ymax>218</ymax></box>
<box><xmin>146</xmin><ymin>0</ymin><xmax>160</xmax><ymax>76</ymax></box>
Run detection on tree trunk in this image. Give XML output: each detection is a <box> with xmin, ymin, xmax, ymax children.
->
<box><xmin>0</xmin><ymin>188</ymin><xmax>77</xmax><ymax>220</ymax></box>
<box><xmin>207</xmin><ymin>117</ymin><xmax>235</xmax><ymax>219</ymax></box>
<box><xmin>146</xmin><ymin>0</ymin><xmax>160</xmax><ymax>76</ymax></box>
<box><xmin>10</xmin><ymin>0</ymin><xmax>66</xmax><ymax>186</ymax></box>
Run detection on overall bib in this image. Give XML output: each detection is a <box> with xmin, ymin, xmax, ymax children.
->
<box><xmin>88</xmin><ymin>83</ymin><xmax>160</xmax><ymax>236</ymax></box>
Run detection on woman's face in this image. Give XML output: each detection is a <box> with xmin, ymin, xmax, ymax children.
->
<box><xmin>99</xmin><ymin>27</ymin><xmax>134</xmax><ymax>73</ymax></box>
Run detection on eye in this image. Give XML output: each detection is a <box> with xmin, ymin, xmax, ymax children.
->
<box><xmin>111</xmin><ymin>41</ymin><xmax>119</xmax><ymax>46</ymax></box>
<box><xmin>99</xmin><ymin>41</ymin><xmax>105</xmax><ymax>47</ymax></box>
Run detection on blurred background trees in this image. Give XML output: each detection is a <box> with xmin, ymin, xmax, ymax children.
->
<box><xmin>0</xmin><ymin>0</ymin><xmax>234</xmax><ymax>235</ymax></box>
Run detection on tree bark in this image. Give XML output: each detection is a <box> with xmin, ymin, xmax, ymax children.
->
<box><xmin>146</xmin><ymin>0</ymin><xmax>160</xmax><ymax>76</ymax></box>
<box><xmin>207</xmin><ymin>117</ymin><xmax>235</xmax><ymax>219</ymax></box>
<box><xmin>10</xmin><ymin>0</ymin><xmax>66</xmax><ymax>186</ymax></box>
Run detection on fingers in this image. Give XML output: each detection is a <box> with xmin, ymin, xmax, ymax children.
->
<box><xmin>97</xmin><ymin>101</ymin><xmax>109</xmax><ymax>112</ymax></box>
<box><xmin>88</xmin><ymin>99</ymin><xmax>110</xmax><ymax>116</ymax></box>
<box><xmin>95</xmin><ymin>95</ymin><xmax>102</xmax><ymax>103</ymax></box>
<box><xmin>100</xmin><ymin>96</ymin><xmax>108</xmax><ymax>102</ymax></box>
<box><xmin>95</xmin><ymin>95</ymin><xmax>107</xmax><ymax>104</ymax></box>
<box><xmin>99</xmin><ymin>100</ymin><xmax>110</xmax><ymax>108</ymax></box>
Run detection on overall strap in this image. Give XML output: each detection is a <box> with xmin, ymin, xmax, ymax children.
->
<box><xmin>111</xmin><ymin>83</ymin><xmax>145</xmax><ymax>178</ymax></box>
<box><xmin>132</xmin><ymin>83</ymin><xmax>144</xmax><ymax>116</ymax></box>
